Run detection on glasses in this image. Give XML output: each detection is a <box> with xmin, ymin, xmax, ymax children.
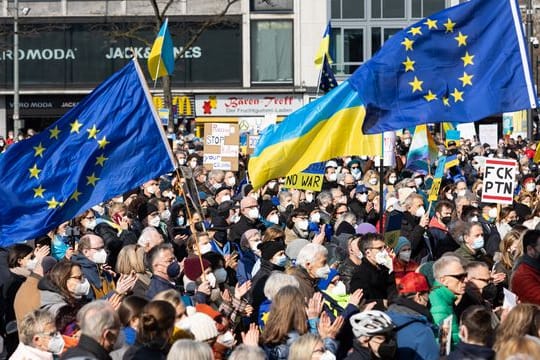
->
<box><xmin>84</xmin><ymin>216</ymin><xmax>96</xmax><ymax>220</ymax></box>
<box><xmin>444</xmin><ymin>273</ymin><xmax>467</xmax><ymax>282</ymax></box>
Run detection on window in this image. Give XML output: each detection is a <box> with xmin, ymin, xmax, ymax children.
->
<box><xmin>412</xmin><ymin>0</ymin><xmax>446</xmax><ymax>18</ymax></box>
<box><xmin>372</xmin><ymin>0</ymin><xmax>405</xmax><ymax>18</ymax></box>
<box><xmin>371</xmin><ymin>27</ymin><xmax>401</xmax><ymax>56</ymax></box>
<box><xmin>251</xmin><ymin>21</ymin><xmax>293</xmax><ymax>83</ymax></box>
<box><xmin>251</xmin><ymin>0</ymin><xmax>293</xmax><ymax>12</ymax></box>
<box><xmin>331</xmin><ymin>28</ymin><xmax>364</xmax><ymax>75</ymax></box>
<box><xmin>331</xmin><ymin>0</ymin><xmax>365</xmax><ymax>19</ymax></box>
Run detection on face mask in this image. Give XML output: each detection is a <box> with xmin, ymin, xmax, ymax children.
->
<box><xmin>85</xmin><ymin>219</ymin><xmax>97</xmax><ymax>231</ymax></box>
<box><xmin>206</xmin><ymin>272</ymin><xmax>217</xmax><ymax>288</ymax></box>
<box><xmin>470</xmin><ymin>216</ymin><xmax>478</xmax><ymax>222</ymax></box>
<box><xmin>320</xmin><ymin>350</ymin><xmax>336</xmax><ymax>360</ymax></box>
<box><xmin>457</xmin><ymin>190</ymin><xmax>466</xmax><ymax>197</ymax></box>
<box><xmin>472</xmin><ymin>236</ymin><xmax>484</xmax><ymax>250</ymax></box>
<box><xmin>199</xmin><ymin>243</ymin><xmax>212</xmax><ymax>255</ymax></box>
<box><xmin>388</xmin><ymin>176</ymin><xmax>397</xmax><ymax>184</ymax></box>
<box><xmin>250</xmin><ymin>240</ymin><xmax>262</xmax><ymax>253</ymax></box>
<box><xmin>268</xmin><ymin>213</ymin><xmax>280</xmax><ymax>224</ymax></box>
<box><xmin>149</xmin><ymin>216</ymin><xmax>161</xmax><ymax>227</ymax></box>
<box><xmin>369</xmin><ymin>178</ymin><xmax>378</xmax><ymax>185</ymax></box>
<box><xmin>414</xmin><ymin>178</ymin><xmax>423</xmax><ymax>187</ymax></box>
<box><xmin>167</xmin><ymin>261</ymin><xmax>181</xmax><ymax>279</ymax></box>
<box><xmin>526</xmin><ymin>183</ymin><xmax>536</xmax><ymax>192</ymax></box>
<box><xmin>482</xmin><ymin>283</ymin><xmax>498</xmax><ymax>302</ymax></box>
<box><xmin>47</xmin><ymin>333</ymin><xmax>65</xmax><ymax>354</ymax></box>
<box><xmin>226</xmin><ymin>177</ymin><xmax>236</xmax><ymax>187</ymax></box>
<box><xmin>73</xmin><ymin>278</ymin><xmax>91</xmax><ymax>297</ymax></box>
<box><xmin>310</xmin><ymin>213</ymin><xmax>321</xmax><ymax>224</ymax></box>
<box><xmin>268</xmin><ymin>181</ymin><xmax>277</xmax><ymax>189</ymax></box>
<box><xmin>356</xmin><ymin>252</ymin><xmax>364</xmax><ymax>260</ymax></box>
<box><xmin>92</xmin><ymin>249</ymin><xmax>107</xmax><ymax>264</ymax></box>
<box><xmin>26</xmin><ymin>258</ymin><xmax>38</xmax><ymax>271</ymax></box>
<box><xmin>273</xmin><ymin>255</ymin><xmax>288</xmax><ymax>267</ymax></box>
<box><xmin>351</xmin><ymin>168</ymin><xmax>361</xmax><ymax>176</ymax></box>
<box><xmin>358</xmin><ymin>194</ymin><xmax>368</xmax><ymax>203</ymax></box>
<box><xmin>330</xmin><ymin>281</ymin><xmax>347</xmax><ymax>296</ymax></box>
<box><xmin>441</xmin><ymin>216</ymin><xmax>452</xmax><ymax>225</ymax></box>
<box><xmin>160</xmin><ymin>209</ymin><xmax>171</xmax><ymax>222</ymax></box>
<box><xmin>296</xmin><ymin>219</ymin><xmax>309</xmax><ymax>231</ymax></box>
<box><xmin>327</xmin><ymin>173</ymin><xmax>337</xmax><ymax>182</ymax></box>
<box><xmin>399</xmin><ymin>250</ymin><xmax>412</xmax><ymax>262</ymax></box>
<box><xmin>375</xmin><ymin>250</ymin><xmax>391</xmax><ymax>268</ymax></box>
<box><xmin>178</xmin><ymin>158</ymin><xmax>186</xmax><ymax>166</ymax></box>
<box><xmin>415</xmin><ymin>206</ymin><xmax>425</xmax><ymax>218</ymax></box>
<box><xmin>305</xmin><ymin>194</ymin><xmax>314</xmax><ymax>203</ymax></box>
<box><xmin>176</xmin><ymin>216</ymin><xmax>185</xmax><ymax>226</ymax></box>
<box><xmin>214</xmin><ymin>268</ymin><xmax>228</xmax><ymax>284</ymax></box>
<box><xmin>403</xmin><ymin>138</ymin><xmax>411</xmax><ymax>146</ymax></box>
<box><xmin>488</xmin><ymin>208</ymin><xmax>498</xmax><ymax>219</ymax></box>
<box><xmin>378</xmin><ymin>338</ymin><xmax>398</xmax><ymax>359</ymax></box>
<box><xmin>146</xmin><ymin>185</ymin><xmax>156</xmax><ymax>195</ymax></box>
<box><xmin>248</xmin><ymin>208</ymin><xmax>259</xmax><ymax>220</ymax></box>
<box><xmin>315</xmin><ymin>265</ymin><xmax>331</xmax><ymax>279</ymax></box>
<box><xmin>220</xmin><ymin>195</ymin><xmax>231</xmax><ymax>203</ymax></box>
<box><xmin>231</xmin><ymin>214</ymin><xmax>241</xmax><ymax>223</ymax></box>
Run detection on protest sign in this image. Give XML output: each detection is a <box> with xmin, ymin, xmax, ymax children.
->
<box><xmin>203</xmin><ymin>123</ymin><xmax>239</xmax><ymax>171</ymax></box>
<box><xmin>285</xmin><ymin>162</ymin><xmax>325</xmax><ymax>191</ymax></box>
<box><xmin>481</xmin><ymin>158</ymin><xmax>516</xmax><ymax>205</ymax></box>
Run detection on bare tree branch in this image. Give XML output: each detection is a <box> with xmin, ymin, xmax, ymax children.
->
<box><xmin>160</xmin><ymin>0</ymin><xmax>176</xmax><ymax>20</ymax></box>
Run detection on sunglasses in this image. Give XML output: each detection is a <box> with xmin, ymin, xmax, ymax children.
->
<box><xmin>444</xmin><ymin>273</ymin><xmax>467</xmax><ymax>282</ymax></box>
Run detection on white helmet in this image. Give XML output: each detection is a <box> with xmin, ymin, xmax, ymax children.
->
<box><xmin>350</xmin><ymin>310</ymin><xmax>395</xmax><ymax>338</ymax></box>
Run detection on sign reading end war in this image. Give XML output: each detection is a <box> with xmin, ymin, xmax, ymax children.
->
<box><xmin>481</xmin><ymin>158</ymin><xmax>516</xmax><ymax>205</ymax></box>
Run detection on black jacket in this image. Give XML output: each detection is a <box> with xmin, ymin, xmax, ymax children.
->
<box><xmin>229</xmin><ymin>215</ymin><xmax>266</xmax><ymax>244</ymax></box>
<box><xmin>448</xmin><ymin>342</ymin><xmax>495</xmax><ymax>360</ymax></box>
<box><xmin>338</xmin><ymin>257</ymin><xmax>361</xmax><ymax>293</ymax></box>
<box><xmin>61</xmin><ymin>334</ymin><xmax>111</xmax><ymax>360</ymax></box>
<box><xmin>248</xmin><ymin>259</ymin><xmax>284</xmax><ymax>317</ymax></box>
<box><xmin>401</xmin><ymin>211</ymin><xmax>428</xmax><ymax>262</ymax></box>
<box><xmin>350</xmin><ymin>259</ymin><xmax>397</xmax><ymax>303</ymax></box>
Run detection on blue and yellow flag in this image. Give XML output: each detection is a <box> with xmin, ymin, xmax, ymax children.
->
<box><xmin>406</xmin><ymin>124</ymin><xmax>438</xmax><ymax>175</ymax></box>
<box><xmin>314</xmin><ymin>22</ymin><xmax>333</xmax><ymax>67</ymax></box>
<box><xmin>319</xmin><ymin>55</ymin><xmax>338</xmax><ymax>93</ymax></box>
<box><xmin>148</xmin><ymin>18</ymin><xmax>175</xmax><ymax>80</ymax></box>
<box><xmin>353</xmin><ymin>0</ymin><xmax>537</xmax><ymax>134</ymax></box>
<box><xmin>0</xmin><ymin>60</ymin><xmax>176</xmax><ymax>246</ymax></box>
<box><xmin>248</xmin><ymin>81</ymin><xmax>382</xmax><ymax>189</ymax></box>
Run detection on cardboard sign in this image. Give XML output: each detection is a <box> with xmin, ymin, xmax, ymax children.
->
<box><xmin>285</xmin><ymin>162</ymin><xmax>325</xmax><ymax>191</ymax></box>
<box><xmin>481</xmin><ymin>158</ymin><xmax>516</xmax><ymax>204</ymax></box>
<box><xmin>247</xmin><ymin>135</ymin><xmax>260</xmax><ymax>155</ymax></box>
<box><xmin>203</xmin><ymin>123</ymin><xmax>239</xmax><ymax>171</ymax></box>
<box><xmin>479</xmin><ymin>124</ymin><xmax>498</xmax><ymax>148</ymax></box>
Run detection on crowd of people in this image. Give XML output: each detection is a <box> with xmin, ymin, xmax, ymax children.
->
<box><xmin>2</xmin><ymin>128</ymin><xmax>540</xmax><ymax>359</ymax></box>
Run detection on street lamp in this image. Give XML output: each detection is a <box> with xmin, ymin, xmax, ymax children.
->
<box><xmin>12</xmin><ymin>0</ymin><xmax>30</xmax><ymax>134</ymax></box>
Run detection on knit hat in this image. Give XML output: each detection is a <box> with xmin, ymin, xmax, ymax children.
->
<box><xmin>285</xmin><ymin>239</ymin><xmax>310</xmax><ymax>261</ymax></box>
<box><xmin>183</xmin><ymin>257</ymin><xmax>211</xmax><ymax>281</ymax></box>
<box><xmin>336</xmin><ymin>221</ymin><xmax>356</xmax><ymax>236</ymax></box>
<box><xmin>242</xmin><ymin>184</ymin><xmax>254</xmax><ymax>198</ymax></box>
<box><xmin>208</xmin><ymin>216</ymin><xmax>229</xmax><ymax>231</ymax></box>
<box><xmin>355</xmin><ymin>222</ymin><xmax>377</xmax><ymax>235</ymax></box>
<box><xmin>195</xmin><ymin>303</ymin><xmax>222</xmax><ymax>321</ymax></box>
<box><xmin>137</xmin><ymin>202</ymin><xmax>158</xmax><ymax>221</ymax></box>
<box><xmin>318</xmin><ymin>268</ymin><xmax>339</xmax><ymax>291</ymax></box>
<box><xmin>178</xmin><ymin>312</ymin><xmax>218</xmax><ymax>342</ymax></box>
<box><xmin>398</xmin><ymin>272</ymin><xmax>429</xmax><ymax>294</ymax></box>
<box><xmin>418</xmin><ymin>262</ymin><xmax>435</xmax><ymax>287</ymax></box>
<box><xmin>260</xmin><ymin>200</ymin><xmax>277</xmax><ymax>219</ymax></box>
<box><xmin>260</xmin><ymin>241</ymin><xmax>285</xmax><ymax>260</ymax></box>
<box><xmin>393</xmin><ymin>236</ymin><xmax>411</xmax><ymax>255</ymax></box>
<box><xmin>214</xmin><ymin>185</ymin><xmax>231</xmax><ymax>197</ymax></box>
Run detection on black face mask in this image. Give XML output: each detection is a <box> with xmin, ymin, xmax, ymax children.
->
<box><xmin>214</xmin><ymin>231</ymin><xmax>227</xmax><ymax>244</ymax></box>
<box><xmin>508</xmin><ymin>220</ymin><xmax>518</xmax><ymax>227</ymax></box>
<box><xmin>482</xmin><ymin>283</ymin><xmax>498</xmax><ymax>302</ymax></box>
<box><xmin>194</xmin><ymin>222</ymin><xmax>205</xmax><ymax>232</ymax></box>
<box><xmin>441</xmin><ymin>216</ymin><xmax>452</xmax><ymax>225</ymax></box>
<box><xmin>377</xmin><ymin>338</ymin><xmax>397</xmax><ymax>359</ymax></box>
<box><xmin>167</xmin><ymin>261</ymin><xmax>181</xmax><ymax>279</ymax></box>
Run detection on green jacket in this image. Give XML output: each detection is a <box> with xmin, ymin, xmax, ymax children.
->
<box><xmin>429</xmin><ymin>281</ymin><xmax>460</xmax><ymax>346</ymax></box>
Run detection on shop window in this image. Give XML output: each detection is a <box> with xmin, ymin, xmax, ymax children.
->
<box><xmin>411</xmin><ymin>0</ymin><xmax>446</xmax><ymax>18</ymax></box>
<box><xmin>251</xmin><ymin>0</ymin><xmax>293</xmax><ymax>12</ymax></box>
<box><xmin>371</xmin><ymin>27</ymin><xmax>401</xmax><ymax>56</ymax></box>
<box><xmin>331</xmin><ymin>0</ymin><xmax>364</xmax><ymax>19</ymax></box>
<box><xmin>372</xmin><ymin>0</ymin><xmax>405</xmax><ymax>18</ymax></box>
<box><xmin>251</xmin><ymin>20</ymin><xmax>293</xmax><ymax>83</ymax></box>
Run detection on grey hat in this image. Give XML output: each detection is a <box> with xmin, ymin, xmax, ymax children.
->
<box><xmin>285</xmin><ymin>239</ymin><xmax>310</xmax><ymax>261</ymax></box>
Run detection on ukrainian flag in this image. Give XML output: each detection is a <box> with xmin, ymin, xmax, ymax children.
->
<box><xmin>314</xmin><ymin>22</ymin><xmax>333</xmax><ymax>68</ymax></box>
<box><xmin>406</xmin><ymin>125</ymin><xmax>438</xmax><ymax>175</ymax></box>
<box><xmin>248</xmin><ymin>81</ymin><xmax>382</xmax><ymax>189</ymax></box>
<box><xmin>148</xmin><ymin>18</ymin><xmax>175</xmax><ymax>80</ymax></box>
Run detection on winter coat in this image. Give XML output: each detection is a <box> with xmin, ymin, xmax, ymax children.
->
<box><xmin>429</xmin><ymin>281</ymin><xmax>460</xmax><ymax>346</ymax></box>
<box><xmin>338</xmin><ymin>257</ymin><xmax>361</xmax><ymax>293</ymax></box>
<box><xmin>145</xmin><ymin>274</ymin><xmax>177</xmax><ymax>300</ymax></box>
<box><xmin>427</xmin><ymin>217</ymin><xmax>458</xmax><ymax>259</ymax></box>
<box><xmin>511</xmin><ymin>255</ymin><xmax>540</xmax><ymax>306</ymax></box>
<box><xmin>9</xmin><ymin>342</ymin><xmax>53</xmax><ymax>360</ymax></box>
<box><xmin>287</xmin><ymin>266</ymin><xmax>318</xmax><ymax>300</ymax></box>
<box><xmin>71</xmin><ymin>254</ymin><xmax>115</xmax><ymax>300</ymax></box>
<box><xmin>236</xmin><ymin>248</ymin><xmax>258</xmax><ymax>285</ymax></box>
<box><xmin>60</xmin><ymin>334</ymin><xmax>111</xmax><ymax>360</ymax></box>
<box><xmin>248</xmin><ymin>259</ymin><xmax>285</xmax><ymax>319</ymax></box>
<box><xmin>447</xmin><ymin>342</ymin><xmax>495</xmax><ymax>360</ymax></box>
<box><xmin>350</xmin><ymin>259</ymin><xmax>397</xmax><ymax>302</ymax></box>
<box><xmin>229</xmin><ymin>215</ymin><xmax>266</xmax><ymax>244</ymax></box>
<box><xmin>453</xmin><ymin>244</ymin><xmax>493</xmax><ymax>268</ymax></box>
<box><xmin>94</xmin><ymin>218</ymin><xmax>137</xmax><ymax>268</ymax></box>
<box><xmin>401</xmin><ymin>211</ymin><xmax>428</xmax><ymax>262</ymax></box>
<box><xmin>38</xmin><ymin>277</ymin><xmax>70</xmax><ymax>317</ymax></box>
<box><xmin>14</xmin><ymin>272</ymin><xmax>41</xmax><ymax>325</ymax></box>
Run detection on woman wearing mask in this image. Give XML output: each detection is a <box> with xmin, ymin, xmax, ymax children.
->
<box><xmin>285</xmin><ymin>208</ymin><xmax>310</xmax><ymax>244</ymax></box>
<box><xmin>116</xmin><ymin>245</ymin><xmax>151</xmax><ymax>298</ymax></box>
<box><xmin>523</xmin><ymin>202</ymin><xmax>540</xmax><ymax>229</ymax></box>
<box><xmin>363</xmin><ymin>170</ymin><xmax>380</xmax><ymax>191</ymax></box>
<box><xmin>50</xmin><ymin>222</ymin><xmax>74</xmax><ymax>261</ymax></box>
<box><xmin>237</xmin><ymin>229</ymin><xmax>262</xmax><ymax>285</ymax></box>
<box><xmin>167</xmin><ymin>203</ymin><xmax>190</xmax><ymax>261</ymax></box>
<box><xmin>186</xmin><ymin>232</ymin><xmax>213</xmax><ymax>257</ymax></box>
<box><xmin>392</xmin><ymin>237</ymin><xmax>418</xmax><ymax>288</ymax></box>
<box><xmin>496</xmin><ymin>207</ymin><xmax>519</xmax><ymax>240</ymax></box>
<box><xmin>75</xmin><ymin>209</ymin><xmax>98</xmax><ymax>235</ymax></box>
<box><xmin>384</xmin><ymin>170</ymin><xmax>398</xmax><ymax>194</ymax></box>
<box><xmin>494</xmin><ymin>229</ymin><xmax>525</xmax><ymax>288</ymax></box>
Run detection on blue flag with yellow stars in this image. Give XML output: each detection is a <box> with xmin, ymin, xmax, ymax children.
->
<box><xmin>0</xmin><ymin>60</ymin><xmax>176</xmax><ymax>246</ymax></box>
<box><xmin>356</xmin><ymin>0</ymin><xmax>537</xmax><ymax>134</ymax></box>
<box><xmin>319</xmin><ymin>56</ymin><xmax>338</xmax><ymax>94</ymax></box>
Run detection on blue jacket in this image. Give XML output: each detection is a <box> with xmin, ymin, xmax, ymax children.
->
<box><xmin>236</xmin><ymin>249</ymin><xmax>258</xmax><ymax>285</ymax></box>
<box><xmin>145</xmin><ymin>275</ymin><xmax>176</xmax><ymax>300</ymax></box>
<box><xmin>387</xmin><ymin>300</ymin><xmax>439</xmax><ymax>360</ymax></box>
<box><xmin>71</xmin><ymin>253</ymin><xmax>115</xmax><ymax>300</ymax></box>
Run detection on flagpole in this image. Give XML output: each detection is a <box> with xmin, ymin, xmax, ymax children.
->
<box><xmin>153</xmin><ymin>18</ymin><xmax>167</xmax><ymax>88</ymax></box>
<box><xmin>315</xmin><ymin>54</ymin><xmax>325</xmax><ymax>97</ymax></box>
<box><xmin>379</xmin><ymin>135</ymin><xmax>384</xmax><ymax>234</ymax></box>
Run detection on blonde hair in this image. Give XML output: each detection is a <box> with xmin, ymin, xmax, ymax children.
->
<box><xmin>496</xmin><ymin>336</ymin><xmax>540</xmax><ymax>360</ymax></box>
<box><xmin>494</xmin><ymin>304</ymin><xmax>540</xmax><ymax>351</ymax></box>
<box><xmin>167</xmin><ymin>339</ymin><xmax>213</xmax><ymax>360</ymax></box>
<box><xmin>153</xmin><ymin>289</ymin><xmax>185</xmax><ymax>318</ymax></box>
<box><xmin>116</xmin><ymin>244</ymin><xmax>145</xmax><ymax>274</ymax></box>
<box><xmin>289</xmin><ymin>334</ymin><xmax>322</xmax><ymax>360</ymax></box>
<box><xmin>499</xmin><ymin>230</ymin><xmax>523</xmax><ymax>270</ymax></box>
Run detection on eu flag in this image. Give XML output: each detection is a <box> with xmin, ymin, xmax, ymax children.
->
<box><xmin>354</xmin><ymin>0</ymin><xmax>537</xmax><ymax>134</ymax></box>
<box><xmin>319</xmin><ymin>56</ymin><xmax>338</xmax><ymax>94</ymax></box>
<box><xmin>0</xmin><ymin>60</ymin><xmax>176</xmax><ymax>246</ymax></box>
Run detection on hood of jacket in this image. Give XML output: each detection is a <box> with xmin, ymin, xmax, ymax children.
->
<box><xmin>71</xmin><ymin>253</ymin><xmax>101</xmax><ymax>288</ymax></box>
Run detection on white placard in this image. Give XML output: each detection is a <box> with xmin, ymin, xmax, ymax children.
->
<box><xmin>479</xmin><ymin>124</ymin><xmax>498</xmax><ymax>148</ymax></box>
<box><xmin>203</xmin><ymin>154</ymin><xmax>222</xmax><ymax>164</ymax></box>
<box><xmin>481</xmin><ymin>158</ymin><xmax>516</xmax><ymax>205</ymax></box>
<box><xmin>383</xmin><ymin>131</ymin><xmax>396</xmax><ymax>167</ymax></box>
<box><xmin>213</xmin><ymin>161</ymin><xmax>232</xmax><ymax>170</ymax></box>
<box><xmin>456</xmin><ymin>123</ymin><xmax>477</xmax><ymax>141</ymax></box>
<box><xmin>503</xmin><ymin>288</ymin><xmax>518</xmax><ymax>310</ymax></box>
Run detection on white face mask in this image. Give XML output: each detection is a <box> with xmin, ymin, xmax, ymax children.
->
<box><xmin>85</xmin><ymin>219</ymin><xmax>97</xmax><ymax>231</ymax></box>
<box><xmin>369</xmin><ymin>178</ymin><xmax>378</xmax><ymax>185</ymax></box>
<box><xmin>231</xmin><ymin>214</ymin><xmax>241</xmax><ymax>223</ymax></box>
<box><xmin>415</xmin><ymin>206</ymin><xmax>426</xmax><ymax>218</ymax></box>
<box><xmin>414</xmin><ymin>178</ymin><xmax>423</xmax><ymax>187</ymax></box>
<box><xmin>73</xmin><ymin>278</ymin><xmax>90</xmax><ymax>297</ymax></box>
<box><xmin>320</xmin><ymin>350</ymin><xmax>336</xmax><ymax>360</ymax></box>
<box><xmin>327</xmin><ymin>173</ymin><xmax>337</xmax><ymax>182</ymax></box>
<box><xmin>330</xmin><ymin>281</ymin><xmax>347</xmax><ymax>296</ymax></box>
<box><xmin>146</xmin><ymin>185</ymin><xmax>156</xmax><ymax>195</ymax></box>
<box><xmin>177</xmin><ymin>158</ymin><xmax>186</xmax><ymax>166</ymax></box>
<box><xmin>457</xmin><ymin>190</ymin><xmax>466</xmax><ymax>197</ymax></box>
<box><xmin>488</xmin><ymin>208</ymin><xmax>498</xmax><ymax>219</ymax></box>
<box><xmin>248</xmin><ymin>208</ymin><xmax>259</xmax><ymax>220</ymax></box>
<box><xmin>526</xmin><ymin>183</ymin><xmax>536</xmax><ymax>192</ymax></box>
<box><xmin>199</xmin><ymin>243</ymin><xmax>212</xmax><ymax>255</ymax></box>
<box><xmin>26</xmin><ymin>258</ymin><xmax>38</xmax><ymax>271</ymax></box>
<box><xmin>47</xmin><ymin>333</ymin><xmax>65</xmax><ymax>354</ymax></box>
<box><xmin>149</xmin><ymin>216</ymin><xmax>161</xmax><ymax>227</ymax></box>
<box><xmin>399</xmin><ymin>250</ymin><xmax>412</xmax><ymax>262</ymax></box>
<box><xmin>220</xmin><ymin>195</ymin><xmax>231</xmax><ymax>203</ymax></box>
<box><xmin>268</xmin><ymin>213</ymin><xmax>280</xmax><ymax>224</ymax></box>
<box><xmin>92</xmin><ymin>249</ymin><xmax>107</xmax><ymax>264</ymax></box>
<box><xmin>206</xmin><ymin>272</ymin><xmax>217</xmax><ymax>288</ymax></box>
<box><xmin>388</xmin><ymin>176</ymin><xmax>397</xmax><ymax>184</ymax></box>
<box><xmin>470</xmin><ymin>216</ymin><xmax>478</xmax><ymax>222</ymax></box>
<box><xmin>310</xmin><ymin>213</ymin><xmax>321</xmax><ymax>224</ymax></box>
<box><xmin>358</xmin><ymin>194</ymin><xmax>368</xmax><ymax>203</ymax></box>
<box><xmin>176</xmin><ymin>216</ymin><xmax>185</xmax><ymax>226</ymax></box>
<box><xmin>226</xmin><ymin>177</ymin><xmax>236</xmax><ymax>187</ymax></box>
<box><xmin>296</xmin><ymin>219</ymin><xmax>309</xmax><ymax>231</ymax></box>
<box><xmin>315</xmin><ymin>265</ymin><xmax>331</xmax><ymax>279</ymax></box>
<box><xmin>305</xmin><ymin>194</ymin><xmax>314</xmax><ymax>203</ymax></box>
<box><xmin>160</xmin><ymin>209</ymin><xmax>171</xmax><ymax>222</ymax></box>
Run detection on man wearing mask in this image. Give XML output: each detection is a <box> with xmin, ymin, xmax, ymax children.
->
<box><xmin>146</xmin><ymin>243</ymin><xmax>181</xmax><ymax>299</ymax></box>
<box><xmin>348</xmin><ymin>159</ymin><xmax>363</xmax><ymax>181</ymax></box>
<box><xmin>455</xmin><ymin>262</ymin><xmax>500</xmax><ymax>318</ymax></box>
<box><xmin>229</xmin><ymin>196</ymin><xmax>266</xmax><ymax>243</ymax></box>
<box><xmin>454</xmin><ymin>222</ymin><xmax>492</xmax><ymax>267</ymax></box>
<box><xmin>348</xmin><ymin>310</ymin><xmax>397</xmax><ymax>360</ymax></box>
<box><xmin>477</xmin><ymin>203</ymin><xmax>501</xmax><ymax>256</ymax></box>
<box><xmin>206</xmin><ymin>170</ymin><xmax>225</xmax><ymax>194</ymax></box>
<box><xmin>511</xmin><ymin>229</ymin><xmax>540</xmax><ymax>305</ymax></box>
<box><xmin>321</xmin><ymin>161</ymin><xmax>339</xmax><ymax>191</ymax></box>
<box><xmin>224</xmin><ymin>171</ymin><xmax>237</xmax><ymax>189</ymax></box>
<box><xmin>290</xmin><ymin>243</ymin><xmax>331</xmax><ymax>299</ymax></box>
<box><xmin>350</xmin><ymin>233</ymin><xmax>397</xmax><ymax>305</ymax></box>
<box><xmin>401</xmin><ymin>193</ymin><xmax>430</xmax><ymax>262</ymax></box>
<box><xmin>349</xmin><ymin>184</ymin><xmax>370</xmax><ymax>220</ymax></box>
<box><xmin>140</xmin><ymin>179</ymin><xmax>159</xmax><ymax>199</ymax></box>
<box><xmin>213</xmin><ymin>186</ymin><xmax>232</xmax><ymax>205</ymax></box>
<box><xmin>338</xmin><ymin>235</ymin><xmax>363</xmax><ymax>292</ymax></box>
<box><xmin>428</xmin><ymin>200</ymin><xmax>458</xmax><ymax>259</ymax></box>
<box><xmin>208</xmin><ymin>217</ymin><xmax>236</xmax><ymax>257</ymax></box>
<box><xmin>260</xmin><ymin>200</ymin><xmax>281</xmax><ymax>228</ymax></box>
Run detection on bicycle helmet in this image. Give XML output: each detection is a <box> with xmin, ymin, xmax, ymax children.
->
<box><xmin>350</xmin><ymin>310</ymin><xmax>395</xmax><ymax>337</ymax></box>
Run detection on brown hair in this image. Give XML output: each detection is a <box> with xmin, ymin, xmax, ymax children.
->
<box><xmin>262</xmin><ymin>286</ymin><xmax>308</xmax><ymax>345</ymax></box>
<box><xmin>496</xmin><ymin>336</ymin><xmax>540</xmax><ymax>360</ymax></box>
<box><xmin>494</xmin><ymin>303</ymin><xmax>540</xmax><ymax>351</ymax></box>
<box><xmin>47</xmin><ymin>261</ymin><xmax>81</xmax><ymax>304</ymax></box>
<box><xmin>499</xmin><ymin>230</ymin><xmax>523</xmax><ymax>270</ymax></box>
<box><xmin>262</xmin><ymin>226</ymin><xmax>285</xmax><ymax>243</ymax></box>
<box><xmin>116</xmin><ymin>244</ymin><xmax>146</xmax><ymax>274</ymax></box>
<box><xmin>137</xmin><ymin>300</ymin><xmax>176</xmax><ymax>345</ymax></box>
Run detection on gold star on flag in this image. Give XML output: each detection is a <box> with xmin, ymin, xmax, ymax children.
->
<box><xmin>454</xmin><ymin>32</ymin><xmax>468</xmax><ymax>47</ymax></box>
<box><xmin>424</xmin><ymin>18</ymin><xmax>438</xmax><ymax>30</ymax></box>
<box><xmin>443</xmin><ymin>18</ymin><xmax>456</xmax><ymax>33</ymax></box>
<box><xmin>461</xmin><ymin>52</ymin><xmax>475</xmax><ymax>67</ymax></box>
<box><xmin>33</xmin><ymin>143</ymin><xmax>46</xmax><ymax>157</ymax></box>
<box><xmin>409</xmin><ymin>76</ymin><xmax>424</xmax><ymax>93</ymax></box>
<box><xmin>70</xmin><ymin>189</ymin><xmax>82</xmax><ymax>201</ymax></box>
<box><xmin>86</xmin><ymin>173</ymin><xmax>100</xmax><ymax>187</ymax></box>
<box><xmin>424</xmin><ymin>90</ymin><xmax>437</xmax><ymax>102</ymax></box>
<box><xmin>402</xmin><ymin>57</ymin><xmax>415</xmax><ymax>72</ymax></box>
<box><xmin>29</xmin><ymin>164</ymin><xmax>41</xmax><ymax>179</ymax></box>
<box><xmin>451</xmin><ymin>88</ymin><xmax>464</xmax><ymax>102</ymax></box>
<box><xmin>408</xmin><ymin>27</ymin><xmax>422</xmax><ymax>36</ymax></box>
<box><xmin>95</xmin><ymin>154</ymin><xmax>108</xmax><ymax>167</ymax></box>
<box><xmin>401</xmin><ymin>37</ymin><xmax>414</xmax><ymax>51</ymax></box>
<box><xmin>49</xmin><ymin>126</ymin><xmax>61</xmax><ymax>140</ymax></box>
<box><xmin>70</xmin><ymin>119</ymin><xmax>83</xmax><ymax>133</ymax></box>
<box><xmin>442</xmin><ymin>97</ymin><xmax>450</xmax><ymax>107</ymax></box>
<box><xmin>87</xmin><ymin>125</ymin><xmax>100</xmax><ymax>139</ymax></box>
<box><xmin>459</xmin><ymin>72</ymin><xmax>474</xmax><ymax>87</ymax></box>
<box><xmin>97</xmin><ymin>136</ymin><xmax>110</xmax><ymax>149</ymax></box>
<box><xmin>47</xmin><ymin>197</ymin><xmax>61</xmax><ymax>209</ymax></box>
<box><xmin>33</xmin><ymin>185</ymin><xmax>46</xmax><ymax>198</ymax></box>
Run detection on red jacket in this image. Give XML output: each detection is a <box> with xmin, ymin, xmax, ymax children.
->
<box><xmin>511</xmin><ymin>261</ymin><xmax>540</xmax><ymax>306</ymax></box>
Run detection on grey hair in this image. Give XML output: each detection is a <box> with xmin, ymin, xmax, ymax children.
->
<box><xmin>433</xmin><ymin>255</ymin><xmax>463</xmax><ymax>282</ymax></box>
<box><xmin>78</xmin><ymin>300</ymin><xmax>120</xmax><ymax>341</ymax></box>
<box><xmin>264</xmin><ymin>272</ymin><xmax>300</xmax><ymax>300</ymax></box>
<box><xmin>229</xmin><ymin>345</ymin><xmax>266</xmax><ymax>360</ymax></box>
<box><xmin>289</xmin><ymin>334</ymin><xmax>322</xmax><ymax>360</ymax></box>
<box><xmin>317</xmin><ymin>191</ymin><xmax>333</xmax><ymax>207</ymax></box>
<box><xmin>167</xmin><ymin>339</ymin><xmax>214</xmax><ymax>360</ymax></box>
<box><xmin>335</xmin><ymin>212</ymin><xmax>357</xmax><ymax>231</ymax></box>
<box><xmin>296</xmin><ymin>243</ymin><xmax>328</xmax><ymax>268</ymax></box>
<box><xmin>19</xmin><ymin>309</ymin><xmax>55</xmax><ymax>345</ymax></box>
<box><xmin>207</xmin><ymin>170</ymin><xmax>224</xmax><ymax>182</ymax></box>
<box><xmin>138</xmin><ymin>226</ymin><xmax>161</xmax><ymax>247</ymax></box>
<box><xmin>278</xmin><ymin>190</ymin><xmax>292</xmax><ymax>204</ymax></box>
<box><xmin>403</xmin><ymin>193</ymin><xmax>423</xmax><ymax>210</ymax></box>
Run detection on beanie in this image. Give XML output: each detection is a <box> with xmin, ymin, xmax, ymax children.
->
<box><xmin>183</xmin><ymin>257</ymin><xmax>211</xmax><ymax>281</ymax></box>
<box><xmin>195</xmin><ymin>303</ymin><xmax>222</xmax><ymax>321</ymax></box>
<box><xmin>394</xmin><ymin>236</ymin><xmax>411</xmax><ymax>255</ymax></box>
<box><xmin>178</xmin><ymin>312</ymin><xmax>218</xmax><ymax>342</ymax></box>
<box><xmin>260</xmin><ymin>200</ymin><xmax>277</xmax><ymax>219</ymax></box>
<box><xmin>259</xmin><ymin>241</ymin><xmax>285</xmax><ymax>260</ymax></box>
<box><xmin>355</xmin><ymin>222</ymin><xmax>377</xmax><ymax>235</ymax></box>
<box><xmin>137</xmin><ymin>202</ymin><xmax>158</xmax><ymax>221</ymax></box>
<box><xmin>335</xmin><ymin>221</ymin><xmax>356</xmax><ymax>236</ymax></box>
